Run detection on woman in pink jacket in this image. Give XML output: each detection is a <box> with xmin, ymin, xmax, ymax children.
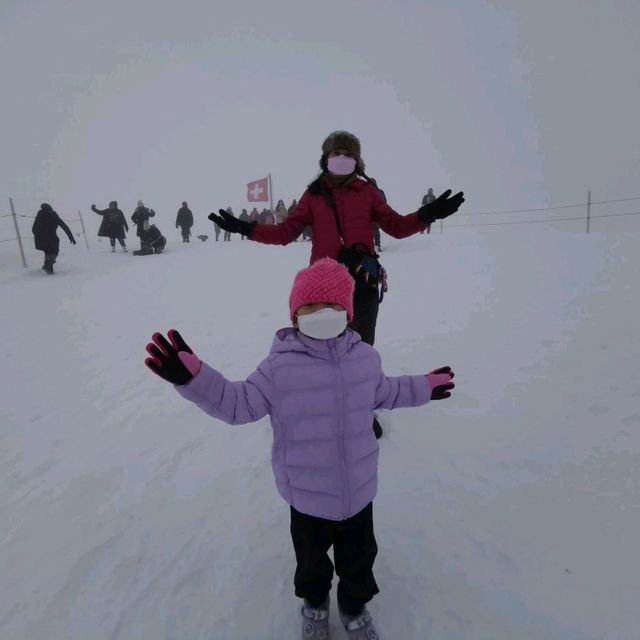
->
<box><xmin>145</xmin><ymin>259</ymin><xmax>455</xmax><ymax>640</ymax></box>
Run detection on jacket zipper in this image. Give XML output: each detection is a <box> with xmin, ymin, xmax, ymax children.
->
<box><xmin>330</xmin><ymin>342</ymin><xmax>350</xmax><ymax>519</ymax></box>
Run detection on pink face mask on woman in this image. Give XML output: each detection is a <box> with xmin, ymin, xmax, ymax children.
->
<box><xmin>327</xmin><ymin>155</ymin><xmax>357</xmax><ymax>176</ymax></box>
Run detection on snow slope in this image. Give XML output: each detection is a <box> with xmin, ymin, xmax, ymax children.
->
<box><xmin>1</xmin><ymin>227</ymin><xmax>639</xmax><ymax>639</ymax></box>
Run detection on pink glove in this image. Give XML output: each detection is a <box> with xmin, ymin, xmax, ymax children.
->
<box><xmin>426</xmin><ymin>366</ymin><xmax>455</xmax><ymax>400</ymax></box>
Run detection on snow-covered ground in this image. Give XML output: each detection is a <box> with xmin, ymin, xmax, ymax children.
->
<box><xmin>1</xmin><ymin>226</ymin><xmax>639</xmax><ymax>639</ymax></box>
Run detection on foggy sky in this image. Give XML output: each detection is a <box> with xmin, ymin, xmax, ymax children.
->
<box><xmin>2</xmin><ymin>0</ymin><xmax>639</xmax><ymax>231</ymax></box>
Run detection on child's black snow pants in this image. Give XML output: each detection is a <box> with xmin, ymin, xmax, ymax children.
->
<box><xmin>290</xmin><ymin>502</ymin><xmax>379</xmax><ymax>616</ymax></box>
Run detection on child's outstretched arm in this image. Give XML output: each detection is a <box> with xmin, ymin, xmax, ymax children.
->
<box><xmin>374</xmin><ymin>354</ymin><xmax>455</xmax><ymax>410</ymax></box>
<box><xmin>145</xmin><ymin>329</ymin><xmax>272</xmax><ymax>425</ymax></box>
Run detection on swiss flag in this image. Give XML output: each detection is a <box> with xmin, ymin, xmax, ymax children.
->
<box><xmin>247</xmin><ymin>177</ymin><xmax>269</xmax><ymax>202</ymax></box>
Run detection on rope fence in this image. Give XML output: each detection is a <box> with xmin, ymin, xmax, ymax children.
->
<box><xmin>447</xmin><ymin>210</ymin><xmax>640</xmax><ymax>229</ymax></box>
<box><xmin>2</xmin><ymin>193</ymin><xmax>639</xmax><ymax>267</ymax></box>
<box><xmin>455</xmin><ymin>195</ymin><xmax>640</xmax><ymax>217</ymax></box>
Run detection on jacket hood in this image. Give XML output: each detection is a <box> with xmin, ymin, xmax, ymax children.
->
<box><xmin>270</xmin><ymin>327</ymin><xmax>362</xmax><ymax>360</ymax></box>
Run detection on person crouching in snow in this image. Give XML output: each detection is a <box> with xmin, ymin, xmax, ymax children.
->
<box><xmin>144</xmin><ymin>258</ymin><xmax>455</xmax><ymax>640</ymax></box>
<box><xmin>133</xmin><ymin>223</ymin><xmax>166</xmax><ymax>255</ymax></box>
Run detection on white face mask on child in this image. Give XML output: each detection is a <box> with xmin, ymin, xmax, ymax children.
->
<box><xmin>297</xmin><ymin>308</ymin><xmax>348</xmax><ymax>340</ymax></box>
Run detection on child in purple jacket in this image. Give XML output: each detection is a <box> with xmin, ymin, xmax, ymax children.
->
<box><xmin>145</xmin><ymin>258</ymin><xmax>455</xmax><ymax>640</ymax></box>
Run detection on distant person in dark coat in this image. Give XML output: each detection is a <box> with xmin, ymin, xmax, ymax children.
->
<box><xmin>91</xmin><ymin>200</ymin><xmax>128</xmax><ymax>252</ymax></box>
<box><xmin>421</xmin><ymin>188</ymin><xmax>436</xmax><ymax>234</ymax></box>
<box><xmin>259</xmin><ymin>208</ymin><xmax>275</xmax><ymax>225</ymax></box>
<box><xmin>133</xmin><ymin>217</ymin><xmax>167</xmax><ymax>255</ymax></box>
<box><xmin>131</xmin><ymin>200</ymin><xmax>156</xmax><ymax>249</ymax></box>
<box><xmin>212</xmin><ymin>216</ymin><xmax>221</xmax><ymax>241</ymax></box>
<box><xmin>149</xmin><ymin>226</ymin><xmax>166</xmax><ymax>253</ymax></box>
<box><xmin>223</xmin><ymin>207</ymin><xmax>234</xmax><ymax>241</ymax></box>
<box><xmin>239</xmin><ymin>209</ymin><xmax>250</xmax><ymax>240</ymax></box>
<box><xmin>274</xmin><ymin>199</ymin><xmax>288</xmax><ymax>224</ymax></box>
<box><xmin>32</xmin><ymin>203</ymin><xmax>76</xmax><ymax>274</ymax></box>
<box><xmin>176</xmin><ymin>201</ymin><xmax>194</xmax><ymax>243</ymax></box>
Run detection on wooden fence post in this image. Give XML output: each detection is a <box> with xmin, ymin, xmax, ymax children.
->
<box><xmin>9</xmin><ymin>198</ymin><xmax>27</xmax><ymax>268</ymax></box>
<box><xmin>78</xmin><ymin>210</ymin><xmax>90</xmax><ymax>249</ymax></box>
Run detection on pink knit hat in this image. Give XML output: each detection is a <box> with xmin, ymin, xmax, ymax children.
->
<box><xmin>289</xmin><ymin>258</ymin><xmax>355</xmax><ymax>321</ymax></box>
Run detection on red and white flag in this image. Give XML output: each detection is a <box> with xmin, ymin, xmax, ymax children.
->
<box><xmin>247</xmin><ymin>177</ymin><xmax>269</xmax><ymax>202</ymax></box>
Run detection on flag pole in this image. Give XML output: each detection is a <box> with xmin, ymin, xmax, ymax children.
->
<box><xmin>268</xmin><ymin>173</ymin><xmax>274</xmax><ymax>212</ymax></box>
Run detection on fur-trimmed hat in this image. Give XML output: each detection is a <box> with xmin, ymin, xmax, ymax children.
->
<box><xmin>320</xmin><ymin>130</ymin><xmax>365</xmax><ymax>175</ymax></box>
<box><xmin>289</xmin><ymin>258</ymin><xmax>355</xmax><ymax>321</ymax></box>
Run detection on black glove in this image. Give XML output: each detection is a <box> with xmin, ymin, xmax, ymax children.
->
<box><xmin>70</xmin><ymin>236</ymin><xmax>77</xmax><ymax>245</ymax></box>
<box><xmin>418</xmin><ymin>190</ymin><xmax>465</xmax><ymax>225</ymax></box>
<box><xmin>208</xmin><ymin>210</ymin><xmax>257</xmax><ymax>237</ymax></box>
<box><xmin>145</xmin><ymin>329</ymin><xmax>196</xmax><ymax>385</ymax></box>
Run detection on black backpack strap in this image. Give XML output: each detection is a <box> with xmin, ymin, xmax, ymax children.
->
<box><xmin>317</xmin><ymin>181</ymin><xmax>345</xmax><ymax>244</ymax></box>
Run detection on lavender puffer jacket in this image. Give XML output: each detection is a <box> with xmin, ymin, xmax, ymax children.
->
<box><xmin>176</xmin><ymin>328</ymin><xmax>431</xmax><ymax>521</ymax></box>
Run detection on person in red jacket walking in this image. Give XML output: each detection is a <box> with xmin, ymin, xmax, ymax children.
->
<box><xmin>209</xmin><ymin>131</ymin><xmax>464</xmax><ymax>435</ymax></box>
